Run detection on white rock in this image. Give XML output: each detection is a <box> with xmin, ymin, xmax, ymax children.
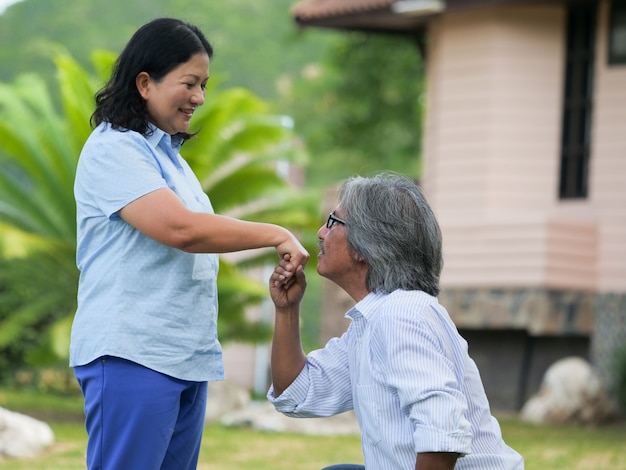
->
<box><xmin>0</xmin><ymin>407</ymin><xmax>54</xmax><ymax>459</ymax></box>
<box><xmin>221</xmin><ymin>401</ymin><xmax>360</xmax><ymax>436</ymax></box>
<box><xmin>521</xmin><ymin>356</ymin><xmax>615</xmax><ymax>425</ymax></box>
<box><xmin>205</xmin><ymin>380</ymin><xmax>251</xmax><ymax>423</ymax></box>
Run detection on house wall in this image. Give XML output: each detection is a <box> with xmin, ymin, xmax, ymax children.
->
<box><xmin>423</xmin><ymin>4</ymin><xmax>603</xmax><ymax>292</ymax></box>
<box><xmin>592</xmin><ymin>0</ymin><xmax>626</xmax><ymax>294</ymax></box>
<box><xmin>424</xmin><ymin>1</ymin><xmax>626</xmax><ymax>295</ymax></box>
<box><xmin>420</xmin><ymin>0</ymin><xmax>626</xmax><ymax>407</ymax></box>
<box><xmin>588</xmin><ymin>0</ymin><xmax>626</xmax><ymax>388</ymax></box>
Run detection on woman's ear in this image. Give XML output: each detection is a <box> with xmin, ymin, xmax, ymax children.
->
<box><xmin>136</xmin><ymin>72</ymin><xmax>151</xmax><ymax>100</ymax></box>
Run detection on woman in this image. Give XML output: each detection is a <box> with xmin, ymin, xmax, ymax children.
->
<box><xmin>71</xmin><ymin>17</ymin><xmax>308</xmax><ymax>470</ymax></box>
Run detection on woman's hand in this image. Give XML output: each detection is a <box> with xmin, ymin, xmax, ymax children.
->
<box><xmin>275</xmin><ymin>232</ymin><xmax>309</xmax><ymax>275</ymax></box>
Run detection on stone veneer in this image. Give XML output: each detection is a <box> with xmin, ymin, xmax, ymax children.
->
<box><xmin>592</xmin><ymin>293</ymin><xmax>626</xmax><ymax>393</ymax></box>
<box><xmin>439</xmin><ymin>288</ymin><xmax>626</xmax><ymax>395</ymax></box>
<box><xmin>438</xmin><ymin>288</ymin><xmax>595</xmax><ymax>336</ymax></box>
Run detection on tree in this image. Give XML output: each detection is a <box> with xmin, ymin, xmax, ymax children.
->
<box><xmin>0</xmin><ymin>52</ymin><xmax>319</xmax><ymax>379</ymax></box>
<box><xmin>0</xmin><ymin>0</ymin><xmax>333</xmax><ymax>102</ymax></box>
<box><xmin>280</xmin><ymin>31</ymin><xmax>425</xmax><ymax>188</ymax></box>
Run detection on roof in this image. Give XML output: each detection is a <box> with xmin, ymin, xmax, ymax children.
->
<box><xmin>290</xmin><ymin>0</ymin><xmax>596</xmax><ymax>32</ymax></box>
<box><xmin>290</xmin><ymin>0</ymin><xmax>437</xmax><ymax>33</ymax></box>
<box><xmin>292</xmin><ymin>0</ymin><xmax>396</xmax><ymax>21</ymax></box>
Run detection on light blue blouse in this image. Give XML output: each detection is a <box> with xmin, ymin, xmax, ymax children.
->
<box><xmin>71</xmin><ymin>123</ymin><xmax>223</xmax><ymax>382</ymax></box>
<box><xmin>268</xmin><ymin>290</ymin><xmax>524</xmax><ymax>469</ymax></box>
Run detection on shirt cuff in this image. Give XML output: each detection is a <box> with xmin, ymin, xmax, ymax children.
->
<box><xmin>266</xmin><ymin>367</ymin><xmax>311</xmax><ymax>414</ymax></box>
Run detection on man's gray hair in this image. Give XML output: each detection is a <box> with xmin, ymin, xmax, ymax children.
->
<box><xmin>338</xmin><ymin>172</ymin><xmax>443</xmax><ymax>296</ymax></box>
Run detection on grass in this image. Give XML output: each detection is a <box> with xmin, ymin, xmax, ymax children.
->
<box><xmin>1</xmin><ymin>388</ymin><xmax>625</xmax><ymax>469</ymax></box>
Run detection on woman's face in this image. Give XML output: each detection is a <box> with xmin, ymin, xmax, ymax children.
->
<box><xmin>137</xmin><ymin>52</ymin><xmax>210</xmax><ymax>135</ymax></box>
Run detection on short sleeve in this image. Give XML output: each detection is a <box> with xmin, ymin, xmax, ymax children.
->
<box><xmin>75</xmin><ymin>128</ymin><xmax>168</xmax><ymax>219</ymax></box>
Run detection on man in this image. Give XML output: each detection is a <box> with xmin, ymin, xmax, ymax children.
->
<box><xmin>268</xmin><ymin>173</ymin><xmax>524</xmax><ymax>469</ymax></box>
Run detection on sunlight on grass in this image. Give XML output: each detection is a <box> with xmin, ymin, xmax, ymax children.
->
<box><xmin>498</xmin><ymin>416</ymin><xmax>626</xmax><ymax>470</ymax></box>
<box><xmin>199</xmin><ymin>423</ymin><xmax>364</xmax><ymax>470</ymax></box>
<box><xmin>1</xmin><ymin>390</ymin><xmax>625</xmax><ymax>469</ymax></box>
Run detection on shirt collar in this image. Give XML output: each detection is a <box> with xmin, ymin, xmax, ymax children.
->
<box><xmin>346</xmin><ymin>291</ymin><xmax>388</xmax><ymax>322</ymax></box>
<box><xmin>145</xmin><ymin>123</ymin><xmax>184</xmax><ymax>152</ymax></box>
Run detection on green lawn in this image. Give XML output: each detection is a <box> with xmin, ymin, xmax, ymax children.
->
<box><xmin>1</xmin><ymin>388</ymin><xmax>625</xmax><ymax>469</ymax></box>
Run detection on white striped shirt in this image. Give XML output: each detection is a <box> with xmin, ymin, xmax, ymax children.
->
<box><xmin>268</xmin><ymin>290</ymin><xmax>524</xmax><ymax>469</ymax></box>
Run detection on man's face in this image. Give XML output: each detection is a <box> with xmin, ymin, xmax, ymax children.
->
<box><xmin>316</xmin><ymin>206</ymin><xmax>360</xmax><ymax>285</ymax></box>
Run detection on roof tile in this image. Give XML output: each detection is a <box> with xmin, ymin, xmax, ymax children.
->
<box><xmin>292</xmin><ymin>0</ymin><xmax>396</xmax><ymax>21</ymax></box>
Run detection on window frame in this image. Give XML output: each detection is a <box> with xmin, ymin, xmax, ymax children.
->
<box><xmin>558</xmin><ymin>2</ymin><xmax>597</xmax><ymax>200</ymax></box>
<box><xmin>608</xmin><ymin>0</ymin><xmax>626</xmax><ymax>65</ymax></box>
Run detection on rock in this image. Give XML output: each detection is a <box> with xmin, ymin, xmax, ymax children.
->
<box><xmin>220</xmin><ymin>401</ymin><xmax>360</xmax><ymax>436</ymax></box>
<box><xmin>0</xmin><ymin>407</ymin><xmax>54</xmax><ymax>459</ymax></box>
<box><xmin>521</xmin><ymin>356</ymin><xmax>615</xmax><ymax>425</ymax></box>
<box><xmin>205</xmin><ymin>380</ymin><xmax>251</xmax><ymax>423</ymax></box>
<box><xmin>205</xmin><ymin>380</ymin><xmax>360</xmax><ymax>435</ymax></box>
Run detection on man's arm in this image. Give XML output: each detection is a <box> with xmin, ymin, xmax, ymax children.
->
<box><xmin>268</xmin><ymin>256</ymin><xmax>308</xmax><ymax>396</ymax></box>
<box><xmin>415</xmin><ymin>452</ymin><xmax>459</xmax><ymax>470</ymax></box>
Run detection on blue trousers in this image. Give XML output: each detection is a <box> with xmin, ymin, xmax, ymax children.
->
<box><xmin>74</xmin><ymin>356</ymin><xmax>208</xmax><ymax>470</ymax></box>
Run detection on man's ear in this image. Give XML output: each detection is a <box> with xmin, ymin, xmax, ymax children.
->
<box><xmin>136</xmin><ymin>72</ymin><xmax>151</xmax><ymax>100</ymax></box>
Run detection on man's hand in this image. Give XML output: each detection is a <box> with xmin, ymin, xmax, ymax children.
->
<box><xmin>269</xmin><ymin>254</ymin><xmax>306</xmax><ymax>310</ymax></box>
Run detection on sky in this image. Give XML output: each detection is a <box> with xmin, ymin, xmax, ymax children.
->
<box><xmin>0</xmin><ymin>0</ymin><xmax>22</xmax><ymax>14</ymax></box>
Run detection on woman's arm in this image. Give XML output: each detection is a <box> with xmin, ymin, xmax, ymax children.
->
<box><xmin>119</xmin><ymin>187</ymin><xmax>308</xmax><ymax>267</ymax></box>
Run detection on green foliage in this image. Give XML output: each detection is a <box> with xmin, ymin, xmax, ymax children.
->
<box><xmin>0</xmin><ymin>248</ymin><xmax>78</xmax><ymax>375</ymax></box>
<box><xmin>281</xmin><ymin>31</ymin><xmax>425</xmax><ymax>188</ymax></box>
<box><xmin>0</xmin><ymin>51</ymin><xmax>320</xmax><ymax>380</ymax></box>
<box><xmin>0</xmin><ymin>0</ymin><xmax>333</xmax><ymax>101</ymax></box>
<box><xmin>0</xmin><ymin>53</ymin><xmax>91</xmax><ymax>376</ymax></box>
<box><xmin>1</xmin><ymin>1</ymin><xmax>421</xmax><ymax>191</ymax></box>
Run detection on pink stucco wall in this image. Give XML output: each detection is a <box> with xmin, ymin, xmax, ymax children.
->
<box><xmin>422</xmin><ymin>1</ymin><xmax>625</xmax><ymax>294</ymax></box>
<box><xmin>592</xmin><ymin>0</ymin><xmax>626</xmax><ymax>293</ymax></box>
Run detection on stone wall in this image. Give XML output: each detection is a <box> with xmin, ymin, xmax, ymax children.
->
<box><xmin>459</xmin><ymin>328</ymin><xmax>589</xmax><ymax>410</ymax></box>
<box><xmin>441</xmin><ymin>288</ymin><xmax>624</xmax><ymax>409</ymax></box>
<box><xmin>591</xmin><ymin>293</ymin><xmax>626</xmax><ymax>393</ymax></box>
<box><xmin>439</xmin><ymin>288</ymin><xmax>595</xmax><ymax>336</ymax></box>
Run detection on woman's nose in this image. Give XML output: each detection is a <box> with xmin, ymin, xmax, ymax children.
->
<box><xmin>192</xmin><ymin>88</ymin><xmax>205</xmax><ymax>106</ymax></box>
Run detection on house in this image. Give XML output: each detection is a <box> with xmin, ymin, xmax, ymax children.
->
<box><xmin>289</xmin><ymin>0</ymin><xmax>626</xmax><ymax>410</ymax></box>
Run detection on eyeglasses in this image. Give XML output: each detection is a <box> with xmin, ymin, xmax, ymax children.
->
<box><xmin>326</xmin><ymin>211</ymin><xmax>346</xmax><ymax>229</ymax></box>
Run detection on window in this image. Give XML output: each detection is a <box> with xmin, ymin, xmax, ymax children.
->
<box><xmin>609</xmin><ymin>0</ymin><xmax>626</xmax><ymax>64</ymax></box>
<box><xmin>559</xmin><ymin>3</ymin><xmax>597</xmax><ymax>200</ymax></box>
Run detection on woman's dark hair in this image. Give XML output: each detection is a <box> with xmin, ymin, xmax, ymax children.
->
<box><xmin>339</xmin><ymin>172</ymin><xmax>443</xmax><ymax>297</ymax></box>
<box><xmin>91</xmin><ymin>18</ymin><xmax>213</xmax><ymax>138</ymax></box>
